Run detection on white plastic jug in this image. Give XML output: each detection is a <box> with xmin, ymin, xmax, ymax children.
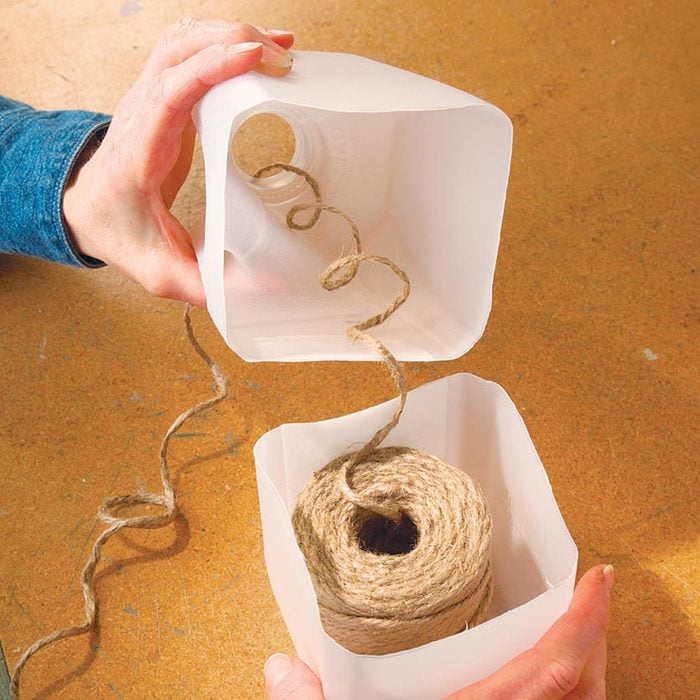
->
<box><xmin>193</xmin><ymin>51</ymin><xmax>512</xmax><ymax>362</ymax></box>
<box><xmin>193</xmin><ymin>53</ymin><xmax>578</xmax><ymax>699</ymax></box>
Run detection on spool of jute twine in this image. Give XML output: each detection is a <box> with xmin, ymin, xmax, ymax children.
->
<box><xmin>253</xmin><ymin>164</ymin><xmax>494</xmax><ymax>655</ymax></box>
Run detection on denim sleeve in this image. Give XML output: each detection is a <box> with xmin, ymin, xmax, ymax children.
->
<box><xmin>0</xmin><ymin>95</ymin><xmax>111</xmax><ymax>267</ymax></box>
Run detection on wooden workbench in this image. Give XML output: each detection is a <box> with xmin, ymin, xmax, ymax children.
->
<box><xmin>1</xmin><ymin>1</ymin><xmax>697</xmax><ymax>697</ymax></box>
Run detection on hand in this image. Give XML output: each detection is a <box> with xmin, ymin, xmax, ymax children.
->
<box><xmin>263</xmin><ymin>564</ymin><xmax>613</xmax><ymax>699</ymax></box>
<box><xmin>63</xmin><ymin>18</ymin><xmax>294</xmax><ymax>307</ymax></box>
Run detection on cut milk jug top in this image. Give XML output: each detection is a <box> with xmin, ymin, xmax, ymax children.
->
<box><xmin>193</xmin><ymin>51</ymin><xmax>512</xmax><ymax>362</ymax></box>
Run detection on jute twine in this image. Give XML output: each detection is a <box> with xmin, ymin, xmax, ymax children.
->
<box><xmin>10</xmin><ymin>306</ymin><xmax>228</xmax><ymax>698</ymax></box>
<box><xmin>255</xmin><ymin>164</ymin><xmax>494</xmax><ymax>655</ymax></box>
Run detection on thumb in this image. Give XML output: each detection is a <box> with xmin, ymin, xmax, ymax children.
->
<box><xmin>452</xmin><ymin>565</ymin><xmax>612</xmax><ymax>699</ymax></box>
<box><xmin>128</xmin><ymin>210</ymin><xmax>207</xmax><ymax>307</ymax></box>
<box><xmin>264</xmin><ymin>653</ymin><xmax>324</xmax><ymax>699</ymax></box>
<box><xmin>129</xmin><ymin>249</ymin><xmax>207</xmax><ymax>308</ymax></box>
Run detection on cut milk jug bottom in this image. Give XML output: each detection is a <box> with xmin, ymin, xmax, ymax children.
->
<box><xmin>193</xmin><ymin>51</ymin><xmax>512</xmax><ymax>362</ymax></box>
<box><xmin>254</xmin><ymin>374</ymin><xmax>578</xmax><ymax>700</ymax></box>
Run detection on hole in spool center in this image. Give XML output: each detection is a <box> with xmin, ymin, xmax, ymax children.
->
<box><xmin>231</xmin><ymin>113</ymin><xmax>296</xmax><ymax>181</ymax></box>
<box><xmin>356</xmin><ymin>512</ymin><xmax>420</xmax><ymax>556</ymax></box>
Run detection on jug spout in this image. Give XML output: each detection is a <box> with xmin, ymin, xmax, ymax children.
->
<box><xmin>194</xmin><ymin>51</ymin><xmax>512</xmax><ymax>362</ymax></box>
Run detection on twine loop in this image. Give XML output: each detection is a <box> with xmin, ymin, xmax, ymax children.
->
<box><xmin>10</xmin><ymin>306</ymin><xmax>228</xmax><ymax>698</ymax></box>
<box><xmin>254</xmin><ymin>164</ymin><xmax>494</xmax><ymax>655</ymax></box>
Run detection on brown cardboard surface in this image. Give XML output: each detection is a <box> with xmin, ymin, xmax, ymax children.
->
<box><xmin>0</xmin><ymin>1</ymin><xmax>698</xmax><ymax>698</ymax></box>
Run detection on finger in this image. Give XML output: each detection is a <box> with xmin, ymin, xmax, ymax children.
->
<box><xmin>158</xmin><ymin>39</ymin><xmax>292</xmax><ymax>116</ymax></box>
<box><xmin>264</xmin><ymin>654</ymin><xmax>324</xmax><ymax>700</ymax></box>
<box><xmin>137</xmin><ymin>250</ymin><xmax>207</xmax><ymax>307</ymax></box>
<box><xmin>254</xmin><ymin>47</ymin><xmax>295</xmax><ymax>78</ymax></box>
<box><xmin>159</xmin><ymin>42</ymin><xmax>263</xmax><ymax>116</ymax></box>
<box><xmin>161</xmin><ymin>119</ymin><xmax>197</xmax><ymax>208</ymax></box>
<box><xmin>146</xmin><ymin>17</ymin><xmax>290</xmax><ymax>72</ymax></box>
<box><xmin>124</xmin><ymin>41</ymin><xmax>277</xmax><ymax>190</ymax></box>
<box><xmin>162</xmin><ymin>260</ymin><xmax>207</xmax><ymax>308</ymax></box>
<box><xmin>452</xmin><ymin>565</ymin><xmax>613</xmax><ymax>700</ymax></box>
<box><xmin>140</xmin><ymin>39</ymin><xmax>291</xmax><ymax>170</ymax></box>
<box><xmin>534</xmin><ymin>564</ymin><xmax>612</xmax><ymax>676</ymax></box>
<box><xmin>254</xmin><ymin>25</ymin><xmax>295</xmax><ymax>50</ymax></box>
<box><xmin>136</xmin><ymin>40</ymin><xmax>264</xmax><ymax>168</ymax></box>
<box><xmin>127</xmin><ymin>207</ymin><xmax>207</xmax><ymax>306</ymax></box>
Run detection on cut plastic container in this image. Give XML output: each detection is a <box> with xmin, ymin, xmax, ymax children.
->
<box><xmin>254</xmin><ymin>373</ymin><xmax>578</xmax><ymax>700</ymax></box>
<box><xmin>194</xmin><ymin>50</ymin><xmax>576</xmax><ymax>698</ymax></box>
<box><xmin>193</xmin><ymin>51</ymin><xmax>512</xmax><ymax>362</ymax></box>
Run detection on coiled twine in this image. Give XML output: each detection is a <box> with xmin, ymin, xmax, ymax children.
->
<box><xmin>293</xmin><ymin>447</ymin><xmax>493</xmax><ymax>654</ymax></box>
<box><xmin>255</xmin><ymin>164</ymin><xmax>494</xmax><ymax>655</ymax></box>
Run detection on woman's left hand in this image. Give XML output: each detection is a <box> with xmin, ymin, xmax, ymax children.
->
<box><xmin>64</xmin><ymin>18</ymin><xmax>294</xmax><ymax>306</ymax></box>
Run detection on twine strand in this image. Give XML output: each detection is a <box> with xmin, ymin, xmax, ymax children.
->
<box><xmin>10</xmin><ymin>305</ymin><xmax>228</xmax><ymax>699</ymax></box>
<box><xmin>253</xmin><ymin>164</ymin><xmax>410</xmax><ymax>522</ymax></box>
<box><xmin>256</xmin><ymin>164</ymin><xmax>494</xmax><ymax>655</ymax></box>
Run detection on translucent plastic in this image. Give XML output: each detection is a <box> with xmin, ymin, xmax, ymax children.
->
<box><xmin>254</xmin><ymin>373</ymin><xmax>578</xmax><ymax>700</ymax></box>
<box><xmin>193</xmin><ymin>52</ymin><xmax>512</xmax><ymax>362</ymax></box>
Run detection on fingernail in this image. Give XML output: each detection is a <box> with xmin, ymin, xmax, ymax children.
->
<box><xmin>228</xmin><ymin>41</ymin><xmax>263</xmax><ymax>54</ymax></box>
<box><xmin>603</xmin><ymin>564</ymin><xmax>614</xmax><ymax>596</ymax></box>
<box><xmin>264</xmin><ymin>653</ymin><xmax>293</xmax><ymax>691</ymax></box>
<box><xmin>253</xmin><ymin>25</ymin><xmax>294</xmax><ymax>37</ymax></box>
<box><xmin>261</xmin><ymin>43</ymin><xmax>292</xmax><ymax>69</ymax></box>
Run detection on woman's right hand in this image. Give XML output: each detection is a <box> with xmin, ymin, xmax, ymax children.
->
<box><xmin>264</xmin><ymin>564</ymin><xmax>613</xmax><ymax>699</ymax></box>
